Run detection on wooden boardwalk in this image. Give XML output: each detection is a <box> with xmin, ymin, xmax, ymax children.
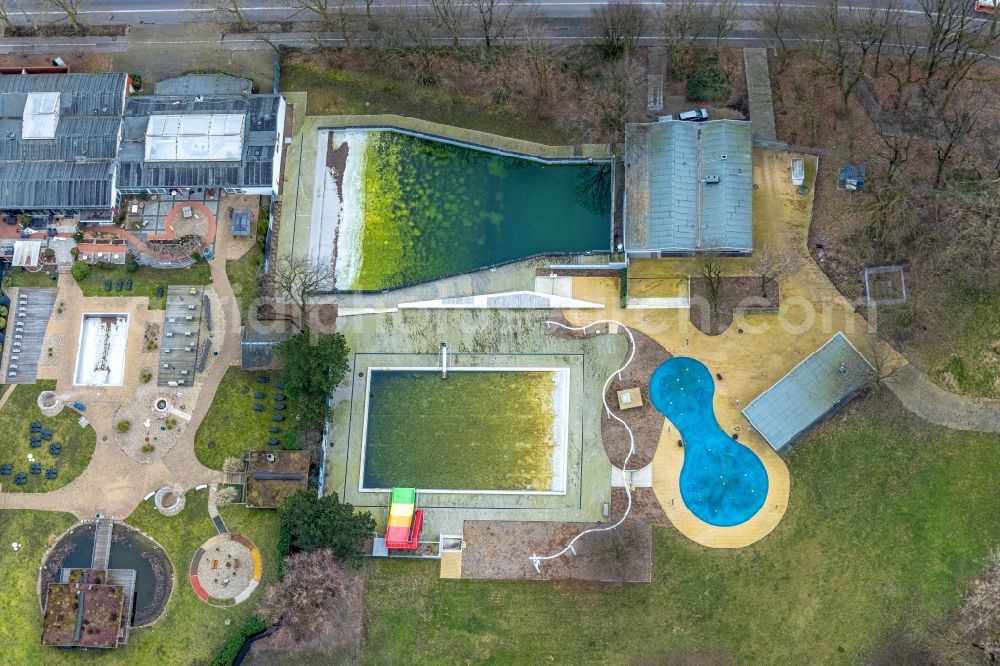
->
<box><xmin>92</xmin><ymin>516</ymin><xmax>113</xmax><ymax>570</ymax></box>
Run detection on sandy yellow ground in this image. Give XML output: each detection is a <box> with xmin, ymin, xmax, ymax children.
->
<box><xmin>563</xmin><ymin>149</ymin><xmax>903</xmax><ymax>548</ymax></box>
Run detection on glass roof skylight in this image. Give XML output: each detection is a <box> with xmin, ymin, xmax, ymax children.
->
<box><xmin>22</xmin><ymin>92</ymin><xmax>61</xmax><ymax>140</ymax></box>
<box><xmin>144</xmin><ymin>113</ymin><xmax>245</xmax><ymax>162</ymax></box>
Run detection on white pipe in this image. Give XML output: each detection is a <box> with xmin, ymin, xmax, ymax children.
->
<box><xmin>530</xmin><ymin>319</ymin><xmax>637</xmax><ymax>573</ymax></box>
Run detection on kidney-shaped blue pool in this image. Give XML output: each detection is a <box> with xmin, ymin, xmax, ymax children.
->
<box><xmin>649</xmin><ymin>357</ymin><xmax>768</xmax><ymax>527</ymax></box>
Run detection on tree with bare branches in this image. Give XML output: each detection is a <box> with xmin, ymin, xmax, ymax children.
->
<box><xmin>864</xmin><ymin>328</ymin><xmax>906</xmax><ymax>389</ymax></box>
<box><xmin>45</xmin><ymin>0</ymin><xmax>84</xmax><ymax>33</ymax></box>
<box><xmin>210</xmin><ymin>0</ymin><xmax>253</xmax><ymax>32</ymax></box>
<box><xmin>748</xmin><ymin>244</ymin><xmax>794</xmax><ymax>298</ymax></box>
<box><xmin>658</xmin><ymin>0</ymin><xmax>711</xmax><ymax>76</ymax></box>
<box><xmin>591</xmin><ymin>1</ymin><xmax>648</xmax><ymax>61</ymax></box>
<box><xmin>752</xmin><ymin>0</ymin><xmax>802</xmax><ymax>60</ymax></box>
<box><xmin>287</xmin><ymin>0</ymin><xmax>359</xmax><ymax>47</ymax></box>
<box><xmin>699</xmin><ymin>253</ymin><xmax>724</xmax><ymax>316</ymax></box>
<box><xmin>266</xmin><ymin>257</ymin><xmax>336</xmax><ymax>331</ymax></box>
<box><xmin>0</xmin><ymin>1</ymin><xmax>15</xmax><ymax>30</ymax></box>
<box><xmin>471</xmin><ymin>0</ymin><xmax>517</xmax><ymax>50</ymax></box>
<box><xmin>713</xmin><ymin>0</ymin><xmax>739</xmax><ymax>47</ymax></box>
<box><xmin>429</xmin><ymin>0</ymin><xmax>470</xmax><ymax>47</ymax></box>
<box><xmin>259</xmin><ymin>549</ymin><xmax>347</xmax><ymax>642</ymax></box>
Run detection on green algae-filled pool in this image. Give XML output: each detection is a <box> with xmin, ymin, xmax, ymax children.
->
<box><xmin>333</xmin><ymin>129</ymin><xmax>611</xmax><ymax>291</ymax></box>
<box><xmin>360</xmin><ymin>368</ymin><xmax>569</xmax><ymax>492</ymax></box>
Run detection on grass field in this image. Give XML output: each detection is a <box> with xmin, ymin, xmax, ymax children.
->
<box><xmin>74</xmin><ymin>263</ymin><xmax>213</xmax><ymax>309</ymax></box>
<box><xmin>362</xmin><ymin>391</ymin><xmax>1000</xmax><ymax>665</ymax></box>
<box><xmin>2</xmin><ymin>268</ymin><xmax>59</xmax><ymax>288</ymax></box>
<box><xmin>0</xmin><ymin>381</ymin><xmax>96</xmax><ymax>493</ymax></box>
<box><xmin>226</xmin><ymin>244</ymin><xmax>262</xmax><ymax>325</ymax></box>
<box><xmin>281</xmin><ymin>61</ymin><xmax>572</xmax><ymax>145</ymax></box>
<box><xmin>0</xmin><ymin>491</ymin><xmax>278</xmax><ymax>665</ymax></box>
<box><xmin>922</xmin><ymin>288</ymin><xmax>1000</xmax><ymax>399</ymax></box>
<box><xmin>195</xmin><ymin>368</ymin><xmax>299</xmax><ymax>469</ymax></box>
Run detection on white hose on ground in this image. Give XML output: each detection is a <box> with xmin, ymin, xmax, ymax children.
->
<box><xmin>530</xmin><ymin>319</ymin><xmax>637</xmax><ymax>573</ymax></box>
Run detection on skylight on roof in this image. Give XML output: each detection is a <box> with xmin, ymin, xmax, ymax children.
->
<box><xmin>144</xmin><ymin>113</ymin><xmax>245</xmax><ymax>162</ymax></box>
<box><xmin>22</xmin><ymin>91</ymin><xmax>60</xmax><ymax>140</ymax></box>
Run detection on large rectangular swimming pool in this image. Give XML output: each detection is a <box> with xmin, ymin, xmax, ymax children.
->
<box><xmin>360</xmin><ymin>367</ymin><xmax>569</xmax><ymax>493</ymax></box>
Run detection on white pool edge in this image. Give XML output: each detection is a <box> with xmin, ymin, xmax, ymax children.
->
<box><xmin>73</xmin><ymin>313</ymin><xmax>129</xmax><ymax>387</ymax></box>
<box><xmin>358</xmin><ymin>366</ymin><xmax>571</xmax><ymax>496</ymax></box>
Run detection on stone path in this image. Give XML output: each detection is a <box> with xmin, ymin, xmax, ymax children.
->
<box><xmin>0</xmin><ymin>230</ymin><xmax>246</xmax><ymax>518</ymax></box>
<box><xmin>744</xmin><ymin>48</ymin><xmax>778</xmax><ymax>142</ymax></box>
<box><xmin>886</xmin><ymin>366</ymin><xmax>1000</xmax><ymax>434</ymax></box>
<box><xmin>0</xmin><ymin>383</ymin><xmax>15</xmax><ymax>410</ymax></box>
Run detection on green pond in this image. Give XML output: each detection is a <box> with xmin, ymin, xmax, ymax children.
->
<box><xmin>362</xmin><ymin>369</ymin><xmax>563</xmax><ymax>491</ymax></box>
<box><xmin>340</xmin><ymin>130</ymin><xmax>612</xmax><ymax>291</ymax></box>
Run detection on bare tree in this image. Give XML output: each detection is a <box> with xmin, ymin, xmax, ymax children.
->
<box><xmin>931</xmin><ymin>100</ymin><xmax>979</xmax><ymax>188</ymax></box>
<box><xmin>699</xmin><ymin>253</ymin><xmax>724</xmax><ymax>316</ymax></box>
<box><xmin>471</xmin><ymin>0</ymin><xmax>517</xmax><ymax>50</ymax></box>
<box><xmin>845</xmin><ymin>0</ymin><xmax>899</xmax><ymax>79</ymax></box>
<box><xmin>289</xmin><ymin>0</ymin><xmax>359</xmax><ymax>47</ymax></box>
<box><xmin>266</xmin><ymin>257</ymin><xmax>336</xmax><ymax>331</ymax></box>
<box><xmin>753</xmin><ymin>0</ymin><xmax>801</xmax><ymax>61</ymax></box>
<box><xmin>713</xmin><ymin>0</ymin><xmax>739</xmax><ymax>47</ymax></box>
<box><xmin>45</xmin><ymin>0</ymin><xmax>84</xmax><ymax>33</ymax></box>
<box><xmin>210</xmin><ymin>0</ymin><xmax>253</xmax><ymax>32</ymax></box>
<box><xmin>918</xmin><ymin>0</ymin><xmax>1000</xmax><ymax>111</ymax></box>
<box><xmin>518</xmin><ymin>11</ymin><xmax>556</xmax><ymax>111</ymax></box>
<box><xmin>748</xmin><ymin>244</ymin><xmax>794</xmax><ymax>298</ymax></box>
<box><xmin>0</xmin><ymin>1</ymin><xmax>15</xmax><ymax>29</ymax></box>
<box><xmin>259</xmin><ymin>549</ymin><xmax>347</xmax><ymax>642</ymax></box>
<box><xmin>429</xmin><ymin>0</ymin><xmax>470</xmax><ymax>47</ymax></box>
<box><xmin>591</xmin><ymin>1</ymin><xmax>648</xmax><ymax>60</ymax></box>
<box><xmin>659</xmin><ymin>0</ymin><xmax>711</xmax><ymax>77</ymax></box>
<box><xmin>864</xmin><ymin>328</ymin><xmax>906</xmax><ymax>388</ymax></box>
<box><xmin>593</xmin><ymin>57</ymin><xmax>643</xmax><ymax>138</ymax></box>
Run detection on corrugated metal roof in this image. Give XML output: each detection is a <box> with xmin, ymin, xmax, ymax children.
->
<box><xmin>153</xmin><ymin>73</ymin><xmax>253</xmax><ymax>97</ymax></box>
<box><xmin>624</xmin><ymin>120</ymin><xmax>752</xmax><ymax>253</ymax></box>
<box><xmin>0</xmin><ymin>161</ymin><xmax>115</xmax><ymax>208</ymax></box>
<box><xmin>742</xmin><ymin>333</ymin><xmax>874</xmax><ymax>454</ymax></box>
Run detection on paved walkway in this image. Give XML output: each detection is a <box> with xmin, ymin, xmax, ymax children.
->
<box><xmin>886</xmin><ymin>366</ymin><xmax>1000</xmax><ymax>433</ymax></box>
<box><xmin>0</xmin><ymin>231</ymin><xmax>246</xmax><ymax>518</ymax></box>
<box><xmin>744</xmin><ymin>48</ymin><xmax>778</xmax><ymax>142</ymax></box>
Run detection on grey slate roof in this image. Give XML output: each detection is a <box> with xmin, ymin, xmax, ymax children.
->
<box><xmin>624</xmin><ymin>120</ymin><xmax>752</xmax><ymax>253</ymax></box>
<box><xmin>118</xmin><ymin>94</ymin><xmax>281</xmax><ymax>190</ymax></box>
<box><xmin>742</xmin><ymin>332</ymin><xmax>874</xmax><ymax>454</ymax></box>
<box><xmin>153</xmin><ymin>73</ymin><xmax>254</xmax><ymax>97</ymax></box>
<box><xmin>231</xmin><ymin>209</ymin><xmax>251</xmax><ymax>236</ymax></box>
<box><xmin>0</xmin><ymin>73</ymin><xmax>126</xmax><ymax>210</ymax></box>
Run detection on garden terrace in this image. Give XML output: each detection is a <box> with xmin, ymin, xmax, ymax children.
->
<box><xmin>244</xmin><ymin>450</ymin><xmax>309</xmax><ymax>509</ymax></box>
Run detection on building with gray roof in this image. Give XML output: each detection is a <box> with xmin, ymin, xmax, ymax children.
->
<box><xmin>0</xmin><ymin>72</ymin><xmax>128</xmax><ymax>218</ymax></box>
<box><xmin>624</xmin><ymin>119</ymin><xmax>752</xmax><ymax>256</ymax></box>
<box><xmin>0</xmin><ymin>72</ymin><xmax>285</xmax><ymax>221</ymax></box>
<box><xmin>742</xmin><ymin>332</ymin><xmax>874</xmax><ymax>455</ymax></box>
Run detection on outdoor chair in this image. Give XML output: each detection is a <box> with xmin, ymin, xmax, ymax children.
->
<box><xmin>0</xmin><ymin>464</ymin><xmax>11</xmax><ymax>475</ymax></box>
<box><xmin>254</xmin><ymin>392</ymin><xmax>265</xmax><ymax>399</ymax></box>
<box><xmin>45</xmin><ymin>469</ymin><xmax>57</xmax><ymax>480</ymax></box>
<box><xmin>256</xmin><ymin>375</ymin><xmax>270</xmax><ymax>384</ymax></box>
<box><xmin>272</xmin><ymin>415</ymin><xmax>284</xmax><ymax>422</ymax></box>
<box><xmin>104</xmin><ymin>280</ymin><xmax>112</xmax><ymax>291</ymax></box>
<box><xmin>267</xmin><ymin>438</ymin><xmax>279</xmax><ymax>446</ymax></box>
<box><xmin>125</xmin><ymin>279</ymin><xmax>133</xmax><ymax>291</ymax></box>
<box><xmin>29</xmin><ymin>440</ymin><xmax>40</xmax><ymax>448</ymax></box>
<box><xmin>30</xmin><ymin>464</ymin><xmax>41</xmax><ymax>474</ymax></box>
<box><xmin>274</xmin><ymin>394</ymin><xmax>285</xmax><ymax>401</ymax></box>
<box><xmin>14</xmin><ymin>473</ymin><xmax>26</xmax><ymax>485</ymax></box>
<box><xmin>49</xmin><ymin>444</ymin><xmax>61</xmax><ymax>455</ymax></box>
<box><xmin>115</xmin><ymin>280</ymin><xmax>123</xmax><ymax>291</ymax></box>
<box><xmin>269</xmin><ymin>427</ymin><xmax>281</xmax><ymax>434</ymax></box>
<box><xmin>253</xmin><ymin>404</ymin><xmax>265</xmax><ymax>412</ymax></box>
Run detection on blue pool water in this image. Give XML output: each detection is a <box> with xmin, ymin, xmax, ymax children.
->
<box><xmin>649</xmin><ymin>357</ymin><xmax>769</xmax><ymax>527</ymax></box>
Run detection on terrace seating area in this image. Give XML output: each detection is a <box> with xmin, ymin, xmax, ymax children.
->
<box><xmin>3</xmin><ymin>287</ymin><xmax>56</xmax><ymax>383</ymax></box>
<box><xmin>158</xmin><ymin>286</ymin><xmax>204</xmax><ymax>386</ymax></box>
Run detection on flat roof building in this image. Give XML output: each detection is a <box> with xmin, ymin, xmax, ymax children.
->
<box><xmin>742</xmin><ymin>332</ymin><xmax>874</xmax><ymax>455</ymax></box>
<box><xmin>624</xmin><ymin>119</ymin><xmax>752</xmax><ymax>256</ymax></box>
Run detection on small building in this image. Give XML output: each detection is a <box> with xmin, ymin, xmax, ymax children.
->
<box><xmin>742</xmin><ymin>332</ymin><xmax>874</xmax><ymax>455</ymax></box>
<box><xmin>41</xmin><ymin>569</ymin><xmax>128</xmax><ymax>649</ymax></box>
<box><xmin>623</xmin><ymin>119</ymin><xmax>753</xmax><ymax>257</ymax></box>
<box><xmin>244</xmin><ymin>450</ymin><xmax>310</xmax><ymax>509</ymax></box>
<box><xmin>240</xmin><ymin>324</ymin><xmax>292</xmax><ymax>370</ymax></box>
<box><xmin>231</xmin><ymin>209</ymin><xmax>252</xmax><ymax>237</ymax></box>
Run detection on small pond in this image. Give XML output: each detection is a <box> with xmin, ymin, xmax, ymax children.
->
<box><xmin>40</xmin><ymin>523</ymin><xmax>173</xmax><ymax>626</ymax></box>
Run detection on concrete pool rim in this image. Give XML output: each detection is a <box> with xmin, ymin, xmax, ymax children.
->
<box><xmin>358</xmin><ymin>366</ymin><xmax>571</xmax><ymax>496</ymax></box>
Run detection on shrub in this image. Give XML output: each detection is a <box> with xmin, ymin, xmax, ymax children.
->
<box><xmin>0</xmin><ymin>317</ymin><xmax>6</xmax><ymax>330</ymax></box>
<box><xmin>125</xmin><ymin>254</ymin><xmax>139</xmax><ymax>273</ymax></box>
<box><xmin>0</xmin><ymin>306</ymin><xmax>7</xmax><ymax>317</ymax></box>
<box><xmin>211</xmin><ymin>615</ymin><xmax>268</xmax><ymax>666</ymax></box>
<box><xmin>140</xmin><ymin>371</ymin><xmax>152</xmax><ymax>384</ymax></box>
<box><xmin>71</xmin><ymin>261</ymin><xmax>90</xmax><ymax>281</ymax></box>
<box><xmin>116</xmin><ymin>420</ymin><xmax>132</xmax><ymax>434</ymax></box>
<box><xmin>687</xmin><ymin>58</ymin><xmax>730</xmax><ymax>102</ymax></box>
<box><xmin>141</xmin><ymin>444</ymin><xmax>155</xmax><ymax>454</ymax></box>
<box><xmin>70</xmin><ymin>247</ymin><xmax>79</xmax><ymax>258</ymax></box>
<box><xmin>43</xmin><ymin>248</ymin><xmax>55</xmax><ymax>260</ymax></box>
<box><xmin>191</xmin><ymin>251</ymin><xmax>201</xmax><ymax>262</ymax></box>
<box><xmin>73</xmin><ymin>231</ymin><xmax>84</xmax><ymax>242</ymax></box>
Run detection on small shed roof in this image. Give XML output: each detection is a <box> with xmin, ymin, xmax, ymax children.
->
<box><xmin>742</xmin><ymin>332</ymin><xmax>874</xmax><ymax>454</ymax></box>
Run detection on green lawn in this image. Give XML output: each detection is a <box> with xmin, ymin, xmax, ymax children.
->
<box><xmin>195</xmin><ymin>368</ymin><xmax>299</xmax><ymax>469</ymax></box>
<box><xmin>0</xmin><ymin>381</ymin><xmax>96</xmax><ymax>492</ymax></box>
<box><xmin>0</xmin><ymin>491</ymin><xmax>279</xmax><ymax>665</ymax></box>
<box><xmin>2</xmin><ymin>267</ymin><xmax>59</xmax><ymax>288</ymax></box>
<box><xmin>920</xmin><ymin>288</ymin><xmax>1000</xmax><ymax>399</ymax></box>
<box><xmin>362</xmin><ymin>391</ymin><xmax>1000</xmax><ymax>665</ymax></box>
<box><xmin>282</xmin><ymin>61</ymin><xmax>573</xmax><ymax>145</ymax></box>
<box><xmin>74</xmin><ymin>263</ymin><xmax>213</xmax><ymax>309</ymax></box>
<box><xmin>226</xmin><ymin>244</ymin><xmax>262</xmax><ymax>325</ymax></box>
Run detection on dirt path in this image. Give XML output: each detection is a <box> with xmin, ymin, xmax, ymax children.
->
<box><xmin>0</xmin><ymin>383</ymin><xmax>15</xmax><ymax>411</ymax></box>
<box><xmin>0</xmin><ymin>236</ymin><xmax>244</xmax><ymax>518</ymax></box>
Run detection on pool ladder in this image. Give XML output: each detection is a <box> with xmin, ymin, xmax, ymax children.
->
<box><xmin>440</xmin><ymin>342</ymin><xmax>448</xmax><ymax>379</ymax></box>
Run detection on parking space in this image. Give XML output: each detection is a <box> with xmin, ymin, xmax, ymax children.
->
<box><xmin>3</xmin><ymin>287</ymin><xmax>57</xmax><ymax>384</ymax></box>
<box><xmin>157</xmin><ymin>286</ymin><xmax>204</xmax><ymax>387</ymax></box>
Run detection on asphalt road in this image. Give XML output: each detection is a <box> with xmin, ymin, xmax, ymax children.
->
<box><xmin>6</xmin><ymin>0</ymin><xmax>942</xmax><ymax>24</ymax></box>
